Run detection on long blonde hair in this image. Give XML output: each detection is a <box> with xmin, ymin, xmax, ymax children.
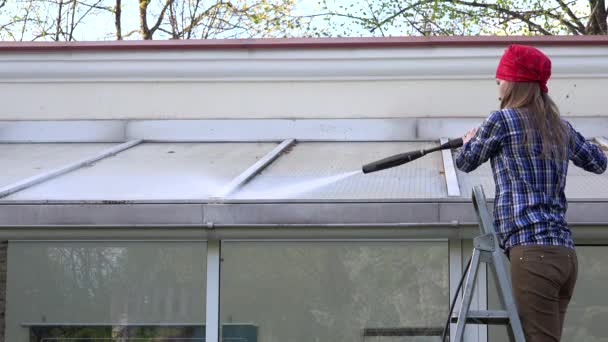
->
<box><xmin>500</xmin><ymin>81</ymin><xmax>568</xmax><ymax>159</ymax></box>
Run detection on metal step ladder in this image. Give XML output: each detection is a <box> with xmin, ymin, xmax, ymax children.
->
<box><xmin>450</xmin><ymin>185</ymin><xmax>526</xmax><ymax>342</ymax></box>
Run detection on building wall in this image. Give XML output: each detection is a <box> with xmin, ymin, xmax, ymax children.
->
<box><xmin>0</xmin><ymin>41</ymin><xmax>606</xmax><ymax>120</ymax></box>
<box><xmin>0</xmin><ymin>78</ymin><xmax>604</xmax><ymax>120</ymax></box>
<box><xmin>1</xmin><ymin>37</ymin><xmax>608</xmax><ymax>342</ymax></box>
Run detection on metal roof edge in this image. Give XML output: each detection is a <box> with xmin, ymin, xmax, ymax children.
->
<box><xmin>1</xmin><ymin>36</ymin><xmax>607</xmax><ymax>52</ymax></box>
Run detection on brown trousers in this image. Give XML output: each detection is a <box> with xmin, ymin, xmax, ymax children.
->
<box><xmin>510</xmin><ymin>245</ymin><xmax>578</xmax><ymax>342</ymax></box>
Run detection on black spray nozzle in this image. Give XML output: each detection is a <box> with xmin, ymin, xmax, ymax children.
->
<box><xmin>362</xmin><ymin>137</ymin><xmax>463</xmax><ymax>174</ymax></box>
<box><xmin>362</xmin><ymin>150</ymin><xmax>426</xmax><ymax>174</ymax></box>
<box><xmin>440</xmin><ymin>137</ymin><xmax>464</xmax><ymax>150</ymax></box>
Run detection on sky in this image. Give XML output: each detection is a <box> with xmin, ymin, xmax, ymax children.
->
<box><xmin>0</xmin><ymin>0</ymin><xmax>593</xmax><ymax>41</ymax></box>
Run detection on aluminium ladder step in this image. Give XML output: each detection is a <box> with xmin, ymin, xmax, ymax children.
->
<box><xmin>451</xmin><ymin>310</ymin><xmax>510</xmax><ymax>325</ymax></box>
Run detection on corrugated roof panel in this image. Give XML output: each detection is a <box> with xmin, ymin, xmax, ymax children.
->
<box><xmin>232</xmin><ymin>142</ymin><xmax>447</xmax><ymax>200</ymax></box>
<box><xmin>6</xmin><ymin>142</ymin><xmax>277</xmax><ymax>201</ymax></box>
<box><xmin>0</xmin><ymin>143</ymin><xmax>115</xmax><ymax>189</ymax></box>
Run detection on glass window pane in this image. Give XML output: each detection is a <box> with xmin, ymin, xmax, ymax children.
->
<box><xmin>220</xmin><ymin>241</ymin><xmax>449</xmax><ymax>342</ymax></box>
<box><xmin>563</xmin><ymin>246</ymin><xmax>608</xmax><ymax>341</ymax></box>
<box><xmin>6</xmin><ymin>241</ymin><xmax>207</xmax><ymax>342</ymax></box>
<box><xmin>489</xmin><ymin>245</ymin><xmax>608</xmax><ymax>341</ymax></box>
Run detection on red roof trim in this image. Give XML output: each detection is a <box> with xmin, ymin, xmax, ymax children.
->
<box><xmin>1</xmin><ymin>36</ymin><xmax>607</xmax><ymax>52</ymax></box>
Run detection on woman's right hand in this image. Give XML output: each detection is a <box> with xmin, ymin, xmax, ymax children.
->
<box><xmin>463</xmin><ymin>127</ymin><xmax>478</xmax><ymax>144</ymax></box>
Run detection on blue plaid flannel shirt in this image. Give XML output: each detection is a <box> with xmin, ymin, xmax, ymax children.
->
<box><xmin>455</xmin><ymin>108</ymin><xmax>607</xmax><ymax>252</ymax></box>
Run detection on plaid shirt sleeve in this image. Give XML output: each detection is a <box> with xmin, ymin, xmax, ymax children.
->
<box><xmin>455</xmin><ymin>111</ymin><xmax>504</xmax><ymax>173</ymax></box>
<box><xmin>566</xmin><ymin>121</ymin><xmax>607</xmax><ymax>174</ymax></box>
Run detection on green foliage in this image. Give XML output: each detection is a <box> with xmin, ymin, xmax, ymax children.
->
<box><xmin>311</xmin><ymin>0</ymin><xmax>607</xmax><ymax>36</ymax></box>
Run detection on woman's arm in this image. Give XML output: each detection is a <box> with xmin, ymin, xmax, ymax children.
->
<box><xmin>567</xmin><ymin>121</ymin><xmax>607</xmax><ymax>174</ymax></box>
<box><xmin>455</xmin><ymin>111</ymin><xmax>504</xmax><ymax>173</ymax></box>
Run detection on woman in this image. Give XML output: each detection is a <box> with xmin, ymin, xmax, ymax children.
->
<box><xmin>455</xmin><ymin>44</ymin><xmax>607</xmax><ymax>342</ymax></box>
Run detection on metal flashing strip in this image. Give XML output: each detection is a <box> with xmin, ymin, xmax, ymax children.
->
<box><xmin>441</xmin><ymin>138</ymin><xmax>461</xmax><ymax>197</ymax></box>
<box><xmin>213</xmin><ymin>139</ymin><xmax>295</xmax><ymax>198</ymax></box>
<box><xmin>0</xmin><ymin>120</ymin><xmax>126</xmax><ymax>143</ymax></box>
<box><xmin>1</xmin><ymin>201</ymin><xmax>607</xmax><ymax>227</ymax></box>
<box><xmin>127</xmin><ymin>119</ymin><xmax>418</xmax><ymax>142</ymax></box>
<box><xmin>3</xmin><ymin>36</ymin><xmax>607</xmax><ymax>52</ymax></box>
<box><xmin>2</xmin><ymin>118</ymin><xmax>608</xmax><ymax>142</ymax></box>
<box><xmin>1</xmin><ymin>223</ymin><xmax>608</xmax><ymax>241</ymax></box>
<box><xmin>0</xmin><ymin>140</ymin><xmax>142</xmax><ymax>198</ymax></box>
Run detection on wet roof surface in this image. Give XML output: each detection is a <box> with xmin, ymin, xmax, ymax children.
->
<box><xmin>2</xmin><ymin>141</ymin><xmax>608</xmax><ymax>202</ymax></box>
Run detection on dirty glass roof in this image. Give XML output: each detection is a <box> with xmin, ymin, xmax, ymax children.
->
<box><xmin>2</xmin><ymin>131</ymin><xmax>608</xmax><ymax>230</ymax></box>
<box><xmin>4</xmin><ymin>142</ymin><xmax>277</xmax><ymax>201</ymax></box>
<box><xmin>231</xmin><ymin>142</ymin><xmax>447</xmax><ymax>200</ymax></box>
<box><xmin>0</xmin><ymin>143</ymin><xmax>114</xmax><ymax>189</ymax></box>
<box><xmin>2</xmin><ymin>140</ymin><xmax>608</xmax><ymax>202</ymax></box>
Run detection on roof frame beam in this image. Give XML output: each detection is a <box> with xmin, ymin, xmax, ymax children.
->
<box><xmin>213</xmin><ymin>139</ymin><xmax>295</xmax><ymax>199</ymax></box>
<box><xmin>440</xmin><ymin>138</ymin><xmax>461</xmax><ymax>197</ymax></box>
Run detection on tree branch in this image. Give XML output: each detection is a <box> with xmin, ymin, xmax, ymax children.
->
<box><xmin>122</xmin><ymin>28</ymin><xmax>139</xmax><ymax>38</ymax></box>
<box><xmin>179</xmin><ymin>1</ymin><xmax>229</xmax><ymax>37</ymax></box>
<box><xmin>556</xmin><ymin>0</ymin><xmax>586</xmax><ymax>32</ymax></box>
<box><xmin>55</xmin><ymin>0</ymin><xmax>64</xmax><ymax>41</ymax></box>
<box><xmin>139</xmin><ymin>0</ymin><xmax>150</xmax><ymax>39</ymax></box>
<box><xmin>168</xmin><ymin>1</ymin><xmax>178</xmax><ymax>38</ymax></box>
<box><xmin>76</xmin><ymin>1</ymin><xmax>112</xmax><ymax>11</ymax></box>
<box><xmin>70</xmin><ymin>0</ymin><xmax>105</xmax><ymax>40</ymax></box>
<box><xmin>542</xmin><ymin>12</ymin><xmax>583</xmax><ymax>34</ymax></box>
<box><xmin>149</xmin><ymin>0</ymin><xmax>175</xmax><ymax>35</ymax></box>
<box><xmin>450</xmin><ymin>0</ymin><xmax>553</xmax><ymax>35</ymax></box>
<box><xmin>373</xmin><ymin>0</ymin><xmax>441</xmax><ymax>29</ymax></box>
<box><xmin>403</xmin><ymin>15</ymin><xmax>426</xmax><ymax>35</ymax></box>
<box><xmin>115</xmin><ymin>0</ymin><xmax>121</xmax><ymax>39</ymax></box>
<box><xmin>203</xmin><ymin>5</ymin><xmax>220</xmax><ymax>39</ymax></box>
<box><xmin>585</xmin><ymin>0</ymin><xmax>604</xmax><ymax>33</ymax></box>
<box><xmin>185</xmin><ymin>0</ymin><xmax>201</xmax><ymax>39</ymax></box>
<box><xmin>69</xmin><ymin>0</ymin><xmax>77</xmax><ymax>41</ymax></box>
<box><xmin>364</xmin><ymin>0</ymin><xmax>385</xmax><ymax>36</ymax></box>
<box><xmin>20</xmin><ymin>2</ymin><xmax>34</xmax><ymax>41</ymax></box>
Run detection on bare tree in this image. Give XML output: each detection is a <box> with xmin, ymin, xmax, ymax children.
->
<box><xmin>136</xmin><ymin>0</ymin><xmax>301</xmax><ymax>40</ymax></box>
<box><xmin>139</xmin><ymin>0</ymin><xmax>174</xmax><ymax>39</ymax></box>
<box><xmin>0</xmin><ymin>0</ymin><xmax>301</xmax><ymax>41</ymax></box>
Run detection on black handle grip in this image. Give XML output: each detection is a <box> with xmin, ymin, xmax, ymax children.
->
<box><xmin>441</xmin><ymin>137</ymin><xmax>463</xmax><ymax>149</ymax></box>
<box><xmin>361</xmin><ymin>137</ymin><xmax>463</xmax><ymax>174</ymax></box>
<box><xmin>362</xmin><ymin>150</ymin><xmax>426</xmax><ymax>174</ymax></box>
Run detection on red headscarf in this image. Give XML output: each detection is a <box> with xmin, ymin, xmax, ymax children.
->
<box><xmin>496</xmin><ymin>44</ymin><xmax>552</xmax><ymax>93</ymax></box>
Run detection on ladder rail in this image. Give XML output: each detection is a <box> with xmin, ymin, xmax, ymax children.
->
<box><xmin>453</xmin><ymin>248</ymin><xmax>481</xmax><ymax>342</ymax></box>
<box><xmin>451</xmin><ymin>185</ymin><xmax>526</xmax><ymax>342</ymax></box>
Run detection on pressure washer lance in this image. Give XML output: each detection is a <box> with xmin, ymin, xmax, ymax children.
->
<box><xmin>361</xmin><ymin>137</ymin><xmax>464</xmax><ymax>174</ymax></box>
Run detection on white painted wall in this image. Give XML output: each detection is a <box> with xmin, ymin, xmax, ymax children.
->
<box><xmin>0</xmin><ymin>79</ymin><xmax>604</xmax><ymax>120</ymax></box>
<box><xmin>0</xmin><ymin>45</ymin><xmax>606</xmax><ymax>120</ymax></box>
